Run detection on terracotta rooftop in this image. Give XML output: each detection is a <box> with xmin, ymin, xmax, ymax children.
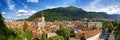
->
<box><xmin>5</xmin><ymin>21</ymin><xmax>63</xmax><ymax>39</ymax></box>
<box><xmin>75</xmin><ymin>28</ymin><xmax>101</xmax><ymax>39</ymax></box>
<box><xmin>83</xmin><ymin>29</ymin><xmax>100</xmax><ymax>38</ymax></box>
<box><xmin>32</xmin><ymin>18</ymin><xmax>42</xmax><ymax>22</ymax></box>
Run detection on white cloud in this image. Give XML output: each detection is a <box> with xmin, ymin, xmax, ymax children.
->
<box><xmin>45</xmin><ymin>6</ymin><xmax>69</xmax><ymax>9</ymax></box>
<box><xmin>84</xmin><ymin>0</ymin><xmax>120</xmax><ymax>14</ymax></box>
<box><xmin>31</xmin><ymin>10</ymin><xmax>37</xmax><ymax>13</ymax></box>
<box><xmin>85</xmin><ymin>5</ymin><xmax>120</xmax><ymax>14</ymax></box>
<box><xmin>18</xmin><ymin>9</ymin><xmax>28</xmax><ymax>12</ymax></box>
<box><xmin>27</xmin><ymin>0</ymin><xmax>39</xmax><ymax>3</ymax></box>
<box><xmin>7</xmin><ymin>0</ymin><xmax>15</xmax><ymax>10</ymax></box>
<box><xmin>95</xmin><ymin>5</ymin><xmax>120</xmax><ymax>14</ymax></box>
<box><xmin>16</xmin><ymin>9</ymin><xmax>37</xmax><ymax>17</ymax></box>
<box><xmin>46</xmin><ymin>6</ymin><xmax>58</xmax><ymax>9</ymax></box>
<box><xmin>17</xmin><ymin>14</ymin><xmax>22</xmax><ymax>16</ymax></box>
<box><xmin>2</xmin><ymin>12</ymin><xmax>7</xmax><ymax>15</ymax></box>
<box><xmin>86</xmin><ymin>0</ymin><xmax>100</xmax><ymax>11</ymax></box>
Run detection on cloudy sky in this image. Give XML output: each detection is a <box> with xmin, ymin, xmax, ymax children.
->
<box><xmin>0</xmin><ymin>0</ymin><xmax>120</xmax><ymax>20</ymax></box>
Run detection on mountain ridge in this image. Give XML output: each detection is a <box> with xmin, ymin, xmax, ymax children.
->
<box><xmin>27</xmin><ymin>6</ymin><xmax>120</xmax><ymax>21</ymax></box>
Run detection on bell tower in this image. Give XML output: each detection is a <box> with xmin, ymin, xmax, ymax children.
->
<box><xmin>42</xmin><ymin>12</ymin><xmax>45</xmax><ymax>22</ymax></box>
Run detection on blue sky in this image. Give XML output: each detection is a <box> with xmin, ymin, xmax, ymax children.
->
<box><xmin>0</xmin><ymin>0</ymin><xmax>120</xmax><ymax>20</ymax></box>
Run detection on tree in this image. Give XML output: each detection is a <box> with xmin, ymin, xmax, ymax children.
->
<box><xmin>0</xmin><ymin>13</ymin><xmax>11</xmax><ymax>40</ymax></box>
<box><xmin>7</xmin><ymin>27</ymin><xmax>23</xmax><ymax>40</ymax></box>
<box><xmin>101</xmin><ymin>20</ymin><xmax>108</xmax><ymax>30</ymax></box>
<box><xmin>23</xmin><ymin>21</ymin><xmax>27</xmax><ymax>32</ymax></box>
<box><xmin>58</xmin><ymin>26</ymin><xmax>71</xmax><ymax>40</ymax></box>
<box><xmin>47</xmin><ymin>35</ymin><xmax>64</xmax><ymax>40</ymax></box>
<box><xmin>22</xmin><ymin>30</ymin><xmax>32</xmax><ymax>40</ymax></box>
<box><xmin>112</xmin><ymin>20</ymin><xmax>119</xmax><ymax>26</ymax></box>
<box><xmin>80</xmin><ymin>33</ymin><xmax>86</xmax><ymax>40</ymax></box>
<box><xmin>7</xmin><ymin>27</ymin><xmax>32</xmax><ymax>40</ymax></box>
<box><xmin>115</xmin><ymin>22</ymin><xmax>120</xmax><ymax>40</ymax></box>
<box><xmin>107</xmin><ymin>23</ymin><xmax>114</xmax><ymax>33</ymax></box>
<box><xmin>116</xmin><ymin>33</ymin><xmax>120</xmax><ymax>40</ymax></box>
<box><xmin>117</xmin><ymin>23</ymin><xmax>120</xmax><ymax>33</ymax></box>
<box><xmin>33</xmin><ymin>38</ymin><xmax>39</xmax><ymax>40</ymax></box>
<box><xmin>0</xmin><ymin>13</ymin><xmax>32</xmax><ymax>40</ymax></box>
<box><xmin>40</xmin><ymin>32</ymin><xmax>47</xmax><ymax>40</ymax></box>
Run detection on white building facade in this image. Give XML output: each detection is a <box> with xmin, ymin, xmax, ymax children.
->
<box><xmin>86</xmin><ymin>32</ymin><xmax>101</xmax><ymax>40</ymax></box>
<box><xmin>88</xmin><ymin>22</ymin><xmax>102</xmax><ymax>28</ymax></box>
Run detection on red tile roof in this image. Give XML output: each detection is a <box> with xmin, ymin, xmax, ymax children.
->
<box><xmin>83</xmin><ymin>29</ymin><xmax>100</xmax><ymax>38</ymax></box>
<box><xmin>75</xmin><ymin>28</ymin><xmax>101</xmax><ymax>39</ymax></box>
<box><xmin>5</xmin><ymin>21</ymin><xmax>60</xmax><ymax>39</ymax></box>
<box><xmin>32</xmin><ymin>18</ymin><xmax>42</xmax><ymax>22</ymax></box>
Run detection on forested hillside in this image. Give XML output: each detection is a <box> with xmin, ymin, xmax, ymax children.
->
<box><xmin>27</xmin><ymin>6</ymin><xmax>120</xmax><ymax>21</ymax></box>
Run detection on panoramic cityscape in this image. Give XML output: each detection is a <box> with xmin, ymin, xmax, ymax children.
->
<box><xmin>0</xmin><ymin>0</ymin><xmax>120</xmax><ymax>40</ymax></box>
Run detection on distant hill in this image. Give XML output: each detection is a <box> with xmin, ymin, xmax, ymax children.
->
<box><xmin>27</xmin><ymin>6</ymin><xmax>120</xmax><ymax>21</ymax></box>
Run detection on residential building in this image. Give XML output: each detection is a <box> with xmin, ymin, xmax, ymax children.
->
<box><xmin>88</xmin><ymin>22</ymin><xmax>102</xmax><ymax>28</ymax></box>
<box><xmin>74</xmin><ymin>28</ymin><xmax>101</xmax><ymax>40</ymax></box>
<box><xmin>47</xmin><ymin>32</ymin><xmax>57</xmax><ymax>38</ymax></box>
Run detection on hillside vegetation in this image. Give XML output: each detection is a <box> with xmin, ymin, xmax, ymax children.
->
<box><xmin>27</xmin><ymin>6</ymin><xmax>120</xmax><ymax>21</ymax></box>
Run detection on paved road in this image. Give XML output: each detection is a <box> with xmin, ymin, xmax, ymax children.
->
<box><xmin>108</xmin><ymin>33</ymin><xmax>115</xmax><ymax>40</ymax></box>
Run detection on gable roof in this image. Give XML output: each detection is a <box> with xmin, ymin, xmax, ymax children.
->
<box><xmin>75</xmin><ymin>28</ymin><xmax>101</xmax><ymax>39</ymax></box>
<box><xmin>32</xmin><ymin>18</ymin><xmax>42</xmax><ymax>22</ymax></box>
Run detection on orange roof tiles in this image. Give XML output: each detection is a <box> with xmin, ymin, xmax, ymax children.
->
<box><xmin>5</xmin><ymin>21</ymin><xmax>61</xmax><ymax>39</ymax></box>
<box><xmin>75</xmin><ymin>28</ymin><xmax>101</xmax><ymax>39</ymax></box>
<box><xmin>83</xmin><ymin>29</ymin><xmax>100</xmax><ymax>38</ymax></box>
<box><xmin>32</xmin><ymin>18</ymin><xmax>42</xmax><ymax>22</ymax></box>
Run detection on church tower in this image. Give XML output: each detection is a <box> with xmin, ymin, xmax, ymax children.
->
<box><xmin>42</xmin><ymin>13</ymin><xmax>45</xmax><ymax>22</ymax></box>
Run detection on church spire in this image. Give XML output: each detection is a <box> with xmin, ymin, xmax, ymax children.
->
<box><xmin>41</xmin><ymin>12</ymin><xmax>45</xmax><ymax>22</ymax></box>
<box><xmin>42</xmin><ymin>12</ymin><xmax>44</xmax><ymax>17</ymax></box>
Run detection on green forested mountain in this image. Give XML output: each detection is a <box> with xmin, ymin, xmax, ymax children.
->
<box><xmin>27</xmin><ymin>6</ymin><xmax>120</xmax><ymax>21</ymax></box>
